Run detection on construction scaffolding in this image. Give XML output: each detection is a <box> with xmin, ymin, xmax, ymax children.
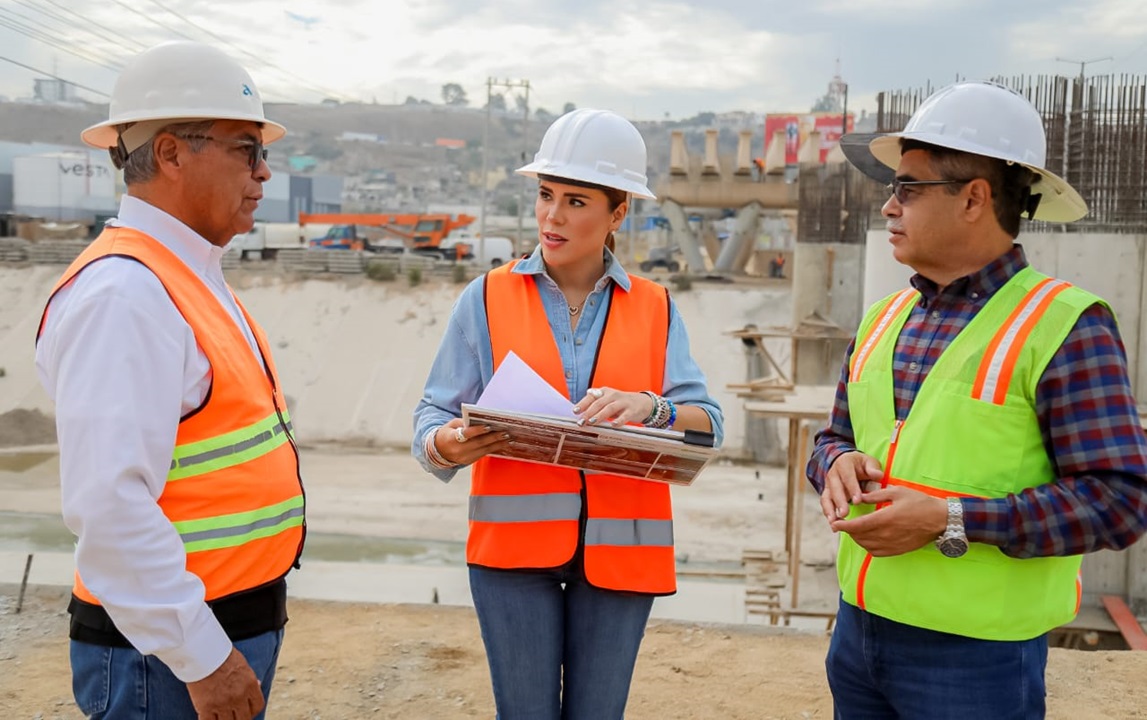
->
<box><xmin>875</xmin><ymin>74</ymin><xmax>1147</xmax><ymax>233</ymax></box>
<box><xmin>800</xmin><ymin>74</ymin><xmax>1147</xmax><ymax>242</ymax></box>
<box><xmin>797</xmin><ymin>162</ymin><xmax>888</xmax><ymax>244</ymax></box>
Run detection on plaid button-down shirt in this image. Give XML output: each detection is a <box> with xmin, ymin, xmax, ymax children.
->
<box><xmin>807</xmin><ymin>245</ymin><xmax>1147</xmax><ymax>558</ymax></box>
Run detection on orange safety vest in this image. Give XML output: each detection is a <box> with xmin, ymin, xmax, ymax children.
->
<box><xmin>37</xmin><ymin>227</ymin><xmax>305</xmax><ymax>605</ymax></box>
<box><xmin>472</xmin><ymin>262</ymin><xmax>676</xmax><ymax>595</ymax></box>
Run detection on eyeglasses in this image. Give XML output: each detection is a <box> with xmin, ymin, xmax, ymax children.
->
<box><xmin>178</xmin><ymin>134</ymin><xmax>267</xmax><ymax>171</ymax></box>
<box><xmin>886</xmin><ymin>178</ymin><xmax>972</xmax><ymax>204</ymax></box>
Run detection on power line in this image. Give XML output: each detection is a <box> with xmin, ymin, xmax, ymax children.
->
<box><xmin>0</xmin><ymin>53</ymin><xmax>110</xmax><ymax>97</ymax></box>
<box><xmin>23</xmin><ymin>0</ymin><xmax>149</xmax><ymax>52</ymax></box>
<box><xmin>145</xmin><ymin>0</ymin><xmax>353</xmax><ymax>102</ymax></box>
<box><xmin>0</xmin><ymin>9</ymin><xmax>124</xmax><ymax>72</ymax></box>
<box><xmin>106</xmin><ymin>0</ymin><xmax>197</xmax><ymax>40</ymax></box>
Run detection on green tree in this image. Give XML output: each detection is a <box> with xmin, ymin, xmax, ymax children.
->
<box><xmin>486</xmin><ymin>93</ymin><xmax>506</xmax><ymax>112</ymax></box>
<box><xmin>442</xmin><ymin>83</ymin><xmax>469</xmax><ymax>106</ymax></box>
<box><xmin>563</xmin><ymin>101</ymin><xmax>576</xmax><ymax>114</ymax></box>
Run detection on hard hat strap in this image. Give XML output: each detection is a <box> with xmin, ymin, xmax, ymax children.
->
<box><xmin>109</xmin><ymin>136</ymin><xmax>128</xmax><ymax>170</ymax></box>
<box><xmin>1020</xmin><ymin>186</ymin><xmax>1043</xmax><ymax>220</ymax></box>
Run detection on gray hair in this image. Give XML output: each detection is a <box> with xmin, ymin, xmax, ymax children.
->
<box><xmin>121</xmin><ymin>120</ymin><xmax>214</xmax><ymax>185</ymax></box>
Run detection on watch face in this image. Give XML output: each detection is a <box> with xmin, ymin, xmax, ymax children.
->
<box><xmin>938</xmin><ymin>536</ymin><xmax>968</xmax><ymax>558</ymax></box>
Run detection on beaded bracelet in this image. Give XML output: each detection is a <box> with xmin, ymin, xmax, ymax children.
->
<box><xmin>640</xmin><ymin>391</ymin><xmax>660</xmax><ymax>425</ymax></box>
<box><xmin>424</xmin><ymin>426</ymin><xmax>459</xmax><ymax>469</ymax></box>
<box><xmin>641</xmin><ymin>392</ymin><xmax>676</xmax><ymax>429</ymax></box>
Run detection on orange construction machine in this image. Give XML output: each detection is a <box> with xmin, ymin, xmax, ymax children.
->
<box><xmin>299</xmin><ymin>212</ymin><xmax>477</xmax><ymax>256</ymax></box>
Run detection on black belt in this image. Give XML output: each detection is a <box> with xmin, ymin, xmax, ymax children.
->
<box><xmin>69</xmin><ymin>578</ymin><xmax>288</xmax><ymax>649</ymax></box>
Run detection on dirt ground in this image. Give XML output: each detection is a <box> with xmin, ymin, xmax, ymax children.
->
<box><xmin>3</xmin><ymin>585</ymin><xmax>1147</xmax><ymax>720</ymax></box>
<box><xmin>2</xmin><ymin>448</ymin><xmax>1147</xmax><ymax>719</ymax></box>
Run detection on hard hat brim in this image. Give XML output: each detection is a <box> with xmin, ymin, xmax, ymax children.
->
<box><xmin>841</xmin><ymin>131</ymin><xmax>1088</xmax><ymax>223</ymax></box>
<box><xmin>838</xmin><ymin>133</ymin><xmax>896</xmax><ymax>185</ymax></box>
<box><xmin>81</xmin><ymin>114</ymin><xmax>287</xmax><ymax>152</ymax></box>
<box><xmin>516</xmin><ymin>160</ymin><xmax>657</xmax><ymax>201</ymax></box>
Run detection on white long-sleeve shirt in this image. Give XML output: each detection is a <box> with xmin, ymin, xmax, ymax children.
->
<box><xmin>35</xmin><ymin>195</ymin><xmax>262</xmax><ymax>682</ymax></box>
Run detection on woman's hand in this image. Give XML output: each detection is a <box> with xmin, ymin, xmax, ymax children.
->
<box><xmin>573</xmin><ymin>387</ymin><xmax>656</xmax><ymax>427</ymax></box>
<box><xmin>434</xmin><ymin>419</ymin><xmax>511</xmax><ymax>465</ymax></box>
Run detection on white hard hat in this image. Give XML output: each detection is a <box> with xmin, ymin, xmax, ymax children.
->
<box><xmin>516</xmin><ymin>108</ymin><xmax>656</xmax><ymax>200</ymax></box>
<box><xmin>842</xmin><ymin>82</ymin><xmax>1086</xmax><ymax>222</ymax></box>
<box><xmin>81</xmin><ymin>41</ymin><xmax>286</xmax><ymax>155</ymax></box>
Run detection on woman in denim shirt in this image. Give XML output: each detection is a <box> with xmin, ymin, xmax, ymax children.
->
<box><xmin>412</xmin><ymin>108</ymin><xmax>723</xmax><ymax>720</ymax></box>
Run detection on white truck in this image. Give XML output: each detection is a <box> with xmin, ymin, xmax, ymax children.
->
<box><xmin>437</xmin><ymin>234</ymin><xmax>515</xmax><ymax>268</ymax></box>
<box><xmin>230</xmin><ymin>222</ymin><xmax>314</xmax><ymax>260</ymax></box>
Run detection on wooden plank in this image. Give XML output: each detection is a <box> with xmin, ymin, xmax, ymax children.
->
<box><xmin>1101</xmin><ymin>595</ymin><xmax>1147</xmax><ymax>651</ymax></box>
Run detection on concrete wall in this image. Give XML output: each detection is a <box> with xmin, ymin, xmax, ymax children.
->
<box><xmin>0</xmin><ymin>268</ymin><xmax>790</xmax><ymax>461</ymax></box>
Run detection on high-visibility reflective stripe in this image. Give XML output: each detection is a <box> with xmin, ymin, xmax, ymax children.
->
<box><xmin>885</xmin><ymin>476</ymin><xmax>981</xmax><ymax>499</ymax></box>
<box><xmin>168</xmin><ymin>412</ymin><xmax>292</xmax><ymax>481</ymax></box>
<box><xmin>174</xmin><ymin>495</ymin><xmax>304</xmax><ymax>553</ymax></box>
<box><xmin>585</xmin><ymin>518</ymin><xmax>674</xmax><ymax>547</ymax></box>
<box><xmin>469</xmin><ymin>493</ymin><xmax>582</xmax><ymax>523</ymax></box>
<box><xmin>850</xmin><ymin>289</ymin><xmax>917</xmax><ymax>382</ymax></box>
<box><xmin>972</xmin><ymin>279</ymin><xmax>1070</xmax><ymax>404</ymax></box>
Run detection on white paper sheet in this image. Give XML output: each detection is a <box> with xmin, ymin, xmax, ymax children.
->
<box><xmin>475</xmin><ymin>350</ymin><xmax>576</xmax><ymax>417</ymax></box>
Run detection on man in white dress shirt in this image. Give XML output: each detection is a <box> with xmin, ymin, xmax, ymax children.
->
<box><xmin>35</xmin><ymin>41</ymin><xmax>305</xmax><ymax>720</ymax></box>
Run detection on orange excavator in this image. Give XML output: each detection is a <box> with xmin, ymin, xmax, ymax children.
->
<box><xmin>299</xmin><ymin>212</ymin><xmax>477</xmax><ymax>256</ymax></box>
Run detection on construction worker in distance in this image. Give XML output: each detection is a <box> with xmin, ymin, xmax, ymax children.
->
<box><xmin>35</xmin><ymin>41</ymin><xmax>304</xmax><ymax>720</ymax></box>
<box><xmin>808</xmin><ymin>81</ymin><xmax>1147</xmax><ymax>718</ymax></box>
<box><xmin>412</xmin><ymin>108</ymin><xmax>724</xmax><ymax>719</ymax></box>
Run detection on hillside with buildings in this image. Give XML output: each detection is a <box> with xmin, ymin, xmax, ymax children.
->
<box><xmin>0</xmin><ymin>98</ymin><xmax>779</xmax><ymax>220</ymax></box>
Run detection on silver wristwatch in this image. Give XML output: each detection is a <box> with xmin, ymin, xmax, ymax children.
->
<box><xmin>935</xmin><ymin>497</ymin><xmax>968</xmax><ymax>558</ymax></box>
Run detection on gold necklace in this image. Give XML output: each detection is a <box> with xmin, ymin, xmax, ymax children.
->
<box><xmin>568</xmin><ymin>304</ymin><xmax>580</xmax><ymax>316</ymax></box>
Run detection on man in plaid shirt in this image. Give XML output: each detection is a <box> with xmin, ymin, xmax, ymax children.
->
<box><xmin>807</xmin><ymin>82</ymin><xmax>1147</xmax><ymax>719</ymax></box>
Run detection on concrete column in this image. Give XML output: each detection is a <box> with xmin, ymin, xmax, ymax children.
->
<box><xmin>714</xmin><ymin>202</ymin><xmax>760</xmax><ymax>273</ymax></box>
<box><xmin>742</xmin><ymin>335</ymin><xmax>784</xmax><ymax>465</ymax></box>
<box><xmin>669</xmin><ymin>131</ymin><xmax>688</xmax><ymax>176</ymax></box>
<box><xmin>790</xmin><ymin>242</ymin><xmax>864</xmax><ymax>385</ymax></box>
<box><xmin>702</xmin><ymin>129</ymin><xmax>720</xmax><ymax>176</ymax></box>
<box><xmin>798</xmin><ymin>130</ymin><xmax>822</xmax><ymax>164</ymax></box>
<box><xmin>660</xmin><ymin>200</ymin><xmax>708</xmax><ymax>274</ymax></box>
<box><xmin>735</xmin><ymin>130</ymin><xmax>753</xmax><ymax>176</ymax></box>
<box><xmin>764</xmin><ymin>129</ymin><xmax>786</xmax><ymax>174</ymax></box>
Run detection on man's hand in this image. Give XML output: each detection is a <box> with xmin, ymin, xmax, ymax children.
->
<box><xmin>830</xmin><ymin>485</ymin><xmax>949</xmax><ymax>557</ymax></box>
<box><xmin>820</xmin><ymin>451</ymin><xmax>885</xmax><ymax>522</ymax></box>
<box><xmin>186</xmin><ymin>646</ymin><xmax>265</xmax><ymax>720</ymax></box>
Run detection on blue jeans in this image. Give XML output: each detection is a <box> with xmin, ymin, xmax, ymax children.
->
<box><xmin>70</xmin><ymin>629</ymin><xmax>284</xmax><ymax>720</ymax></box>
<box><xmin>469</xmin><ymin>565</ymin><xmax>655</xmax><ymax>720</ymax></box>
<box><xmin>827</xmin><ymin>597</ymin><xmax>1048</xmax><ymax>719</ymax></box>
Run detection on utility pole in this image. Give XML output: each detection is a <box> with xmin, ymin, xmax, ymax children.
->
<box><xmin>478</xmin><ymin>77</ymin><xmax>530</xmax><ymax>264</ymax></box>
<box><xmin>516</xmin><ymin>80</ymin><xmax>531</xmax><ymax>257</ymax></box>
<box><xmin>1055</xmin><ymin>56</ymin><xmax>1111</xmax><ymax>190</ymax></box>
<box><xmin>840</xmin><ymin>81</ymin><xmax>849</xmax><ymax>243</ymax></box>
<box><xmin>1055</xmin><ymin>56</ymin><xmax>1113</xmax><ymax>82</ymax></box>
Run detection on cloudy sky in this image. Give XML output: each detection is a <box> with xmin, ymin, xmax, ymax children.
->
<box><xmin>1</xmin><ymin>0</ymin><xmax>1144</xmax><ymax>120</ymax></box>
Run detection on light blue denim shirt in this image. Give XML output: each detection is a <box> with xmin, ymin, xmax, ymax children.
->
<box><xmin>412</xmin><ymin>248</ymin><xmax>724</xmax><ymax>482</ymax></box>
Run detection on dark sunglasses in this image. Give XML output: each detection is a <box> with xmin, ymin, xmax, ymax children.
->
<box><xmin>887</xmin><ymin>178</ymin><xmax>972</xmax><ymax>204</ymax></box>
<box><xmin>179</xmin><ymin>134</ymin><xmax>267</xmax><ymax>171</ymax></box>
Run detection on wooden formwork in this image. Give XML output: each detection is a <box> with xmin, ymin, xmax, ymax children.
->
<box><xmin>742</xmin><ymin>548</ymin><xmax>837</xmax><ymax>634</ymax></box>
